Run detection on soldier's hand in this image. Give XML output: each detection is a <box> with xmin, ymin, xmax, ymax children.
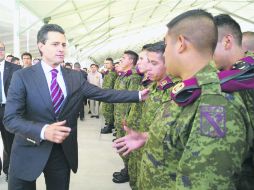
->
<box><xmin>140</xmin><ymin>88</ymin><xmax>150</xmax><ymax>101</ymax></box>
<box><xmin>113</xmin><ymin>126</ymin><xmax>148</xmax><ymax>156</ymax></box>
<box><xmin>44</xmin><ymin>120</ymin><xmax>71</xmax><ymax>144</ymax></box>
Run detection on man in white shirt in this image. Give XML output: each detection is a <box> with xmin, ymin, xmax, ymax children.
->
<box><xmin>87</xmin><ymin>64</ymin><xmax>103</xmax><ymax>118</ymax></box>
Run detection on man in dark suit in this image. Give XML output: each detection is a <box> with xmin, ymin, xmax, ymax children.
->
<box><xmin>0</xmin><ymin>42</ymin><xmax>21</xmax><ymax>181</ymax></box>
<box><xmin>3</xmin><ymin>24</ymin><xmax>147</xmax><ymax>190</ymax></box>
<box><xmin>73</xmin><ymin>62</ymin><xmax>87</xmax><ymax>121</ymax></box>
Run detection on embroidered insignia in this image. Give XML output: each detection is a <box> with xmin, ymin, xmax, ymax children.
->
<box><xmin>200</xmin><ymin>106</ymin><xmax>226</xmax><ymax>138</ymax></box>
<box><xmin>172</xmin><ymin>82</ymin><xmax>185</xmax><ymax>94</ymax></box>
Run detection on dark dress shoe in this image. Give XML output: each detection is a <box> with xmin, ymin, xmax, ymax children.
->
<box><xmin>95</xmin><ymin>116</ymin><xmax>99</xmax><ymax>119</ymax></box>
<box><xmin>90</xmin><ymin>115</ymin><xmax>94</xmax><ymax>118</ymax></box>
<box><xmin>112</xmin><ymin>168</ymin><xmax>127</xmax><ymax>178</ymax></box>
<box><xmin>113</xmin><ymin>132</ymin><xmax>116</xmax><ymax>136</ymax></box>
<box><xmin>113</xmin><ymin>171</ymin><xmax>121</xmax><ymax>178</ymax></box>
<box><xmin>80</xmin><ymin>117</ymin><xmax>84</xmax><ymax>121</ymax></box>
<box><xmin>112</xmin><ymin>173</ymin><xmax>129</xmax><ymax>183</ymax></box>
<box><xmin>112</xmin><ymin>138</ymin><xmax>116</xmax><ymax>142</ymax></box>
<box><xmin>88</xmin><ymin>111</ymin><xmax>91</xmax><ymax>114</ymax></box>
<box><xmin>101</xmin><ymin>126</ymin><xmax>112</xmax><ymax>134</ymax></box>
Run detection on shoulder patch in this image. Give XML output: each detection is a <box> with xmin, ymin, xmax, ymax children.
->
<box><xmin>200</xmin><ymin>105</ymin><xmax>226</xmax><ymax>138</ymax></box>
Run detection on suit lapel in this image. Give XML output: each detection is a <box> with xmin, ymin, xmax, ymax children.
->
<box><xmin>59</xmin><ymin>67</ymin><xmax>73</xmax><ymax>113</ymax></box>
<box><xmin>3</xmin><ymin>61</ymin><xmax>11</xmax><ymax>87</ymax></box>
<box><xmin>31</xmin><ymin>63</ymin><xmax>55</xmax><ymax>115</ymax></box>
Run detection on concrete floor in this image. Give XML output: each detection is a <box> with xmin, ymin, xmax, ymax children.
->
<box><xmin>0</xmin><ymin>109</ymin><xmax>131</xmax><ymax>190</ymax></box>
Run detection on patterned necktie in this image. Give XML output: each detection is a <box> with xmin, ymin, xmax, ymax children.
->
<box><xmin>50</xmin><ymin>69</ymin><xmax>64</xmax><ymax>115</ymax></box>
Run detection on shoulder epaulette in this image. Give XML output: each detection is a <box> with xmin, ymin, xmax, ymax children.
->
<box><xmin>141</xmin><ymin>76</ymin><xmax>152</xmax><ymax>87</ymax></box>
<box><xmin>157</xmin><ymin>76</ymin><xmax>174</xmax><ymax>90</ymax></box>
<box><xmin>171</xmin><ymin>65</ymin><xmax>254</xmax><ymax>106</ymax></box>
<box><xmin>136</xmin><ymin>66</ymin><xmax>144</xmax><ymax>76</ymax></box>
<box><xmin>232</xmin><ymin>56</ymin><xmax>254</xmax><ymax>70</ymax></box>
<box><xmin>120</xmin><ymin>69</ymin><xmax>132</xmax><ymax>77</ymax></box>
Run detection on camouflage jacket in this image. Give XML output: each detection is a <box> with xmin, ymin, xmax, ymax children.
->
<box><xmin>139</xmin><ymin>64</ymin><xmax>251</xmax><ymax>190</ymax></box>
<box><xmin>102</xmin><ymin>70</ymin><xmax>117</xmax><ymax>89</ymax></box>
<box><xmin>114</xmin><ymin>69</ymin><xmax>142</xmax><ymax>128</ymax></box>
<box><xmin>127</xmin><ymin>76</ymin><xmax>173</xmax><ymax>131</ymax></box>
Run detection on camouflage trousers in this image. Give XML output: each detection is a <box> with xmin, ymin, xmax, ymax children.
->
<box><xmin>115</xmin><ymin>123</ymin><xmax>129</xmax><ymax>165</ymax></box>
<box><xmin>128</xmin><ymin>150</ymin><xmax>143</xmax><ymax>190</ymax></box>
<box><xmin>101</xmin><ymin>102</ymin><xmax>114</xmax><ymax>125</ymax></box>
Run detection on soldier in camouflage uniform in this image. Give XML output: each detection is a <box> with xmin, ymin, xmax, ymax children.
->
<box><xmin>112</xmin><ymin>50</ymin><xmax>142</xmax><ymax>184</ymax></box>
<box><xmin>213</xmin><ymin>14</ymin><xmax>254</xmax><ymax>190</ymax></box>
<box><xmin>114</xmin><ymin>9</ymin><xmax>252</xmax><ymax>190</ymax></box>
<box><xmin>127</xmin><ymin>42</ymin><xmax>175</xmax><ymax>190</ymax></box>
<box><xmin>101</xmin><ymin>58</ymin><xmax>117</xmax><ymax>134</ymax></box>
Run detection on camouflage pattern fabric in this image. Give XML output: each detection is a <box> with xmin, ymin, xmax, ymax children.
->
<box><xmin>101</xmin><ymin>70</ymin><xmax>117</xmax><ymax>125</ymax></box>
<box><xmin>114</xmin><ymin>69</ymin><xmax>142</xmax><ymax>164</ymax></box>
<box><xmin>233</xmin><ymin>52</ymin><xmax>254</xmax><ymax>190</ymax></box>
<box><xmin>138</xmin><ymin>64</ymin><xmax>252</xmax><ymax>190</ymax></box>
<box><xmin>128</xmin><ymin>77</ymin><xmax>173</xmax><ymax>190</ymax></box>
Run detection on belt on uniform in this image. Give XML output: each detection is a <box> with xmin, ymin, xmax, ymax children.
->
<box><xmin>0</xmin><ymin>103</ymin><xmax>5</xmax><ymax>107</ymax></box>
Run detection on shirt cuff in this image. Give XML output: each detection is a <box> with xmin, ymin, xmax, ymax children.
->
<box><xmin>138</xmin><ymin>91</ymin><xmax>142</xmax><ymax>101</ymax></box>
<box><xmin>40</xmin><ymin>124</ymin><xmax>49</xmax><ymax>140</ymax></box>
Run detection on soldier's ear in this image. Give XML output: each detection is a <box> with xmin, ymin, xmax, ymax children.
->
<box><xmin>176</xmin><ymin>35</ymin><xmax>187</xmax><ymax>54</ymax></box>
<box><xmin>223</xmin><ymin>34</ymin><xmax>233</xmax><ymax>50</ymax></box>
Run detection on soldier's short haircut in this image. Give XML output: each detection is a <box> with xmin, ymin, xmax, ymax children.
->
<box><xmin>124</xmin><ymin>50</ymin><xmax>139</xmax><ymax>66</ymax></box>
<box><xmin>74</xmin><ymin>62</ymin><xmax>81</xmax><ymax>68</ymax></box>
<box><xmin>214</xmin><ymin>14</ymin><xmax>242</xmax><ymax>46</ymax></box>
<box><xmin>11</xmin><ymin>57</ymin><xmax>20</xmax><ymax>63</ymax></box>
<box><xmin>142</xmin><ymin>43</ymin><xmax>153</xmax><ymax>51</ymax></box>
<box><xmin>167</xmin><ymin>9</ymin><xmax>217</xmax><ymax>54</ymax></box>
<box><xmin>37</xmin><ymin>24</ymin><xmax>65</xmax><ymax>44</ymax></box>
<box><xmin>242</xmin><ymin>31</ymin><xmax>254</xmax><ymax>51</ymax></box>
<box><xmin>146</xmin><ymin>41</ymin><xmax>165</xmax><ymax>54</ymax></box>
<box><xmin>105</xmin><ymin>57</ymin><xmax>113</xmax><ymax>63</ymax></box>
<box><xmin>21</xmin><ymin>52</ymin><xmax>32</xmax><ymax>59</ymax></box>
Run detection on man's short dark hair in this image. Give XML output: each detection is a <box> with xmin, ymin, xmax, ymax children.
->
<box><xmin>124</xmin><ymin>50</ymin><xmax>139</xmax><ymax>65</ymax></box>
<box><xmin>11</xmin><ymin>57</ymin><xmax>20</xmax><ymax>63</ymax></box>
<box><xmin>37</xmin><ymin>24</ymin><xmax>65</xmax><ymax>44</ymax></box>
<box><xmin>167</xmin><ymin>9</ymin><xmax>217</xmax><ymax>54</ymax></box>
<box><xmin>142</xmin><ymin>43</ymin><xmax>153</xmax><ymax>51</ymax></box>
<box><xmin>214</xmin><ymin>14</ymin><xmax>242</xmax><ymax>46</ymax></box>
<box><xmin>146</xmin><ymin>41</ymin><xmax>165</xmax><ymax>54</ymax></box>
<box><xmin>74</xmin><ymin>62</ymin><xmax>81</xmax><ymax>68</ymax></box>
<box><xmin>105</xmin><ymin>57</ymin><xmax>113</xmax><ymax>63</ymax></box>
<box><xmin>21</xmin><ymin>52</ymin><xmax>32</xmax><ymax>59</ymax></box>
<box><xmin>65</xmin><ymin>62</ymin><xmax>72</xmax><ymax>68</ymax></box>
<box><xmin>6</xmin><ymin>55</ymin><xmax>14</xmax><ymax>58</ymax></box>
<box><xmin>90</xmin><ymin>63</ymin><xmax>96</xmax><ymax>67</ymax></box>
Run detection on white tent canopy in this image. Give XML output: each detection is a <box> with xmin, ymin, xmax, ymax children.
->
<box><xmin>0</xmin><ymin>0</ymin><xmax>254</xmax><ymax>67</ymax></box>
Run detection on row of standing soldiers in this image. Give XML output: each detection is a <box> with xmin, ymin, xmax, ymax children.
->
<box><xmin>101</xmin><ymin>11</ymin><xmax>254</xmax><ymax>190</ymax></box>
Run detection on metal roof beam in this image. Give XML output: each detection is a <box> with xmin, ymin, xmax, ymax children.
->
<box><xmin>66</xmin><ymin>1</ymin><xmax>115</xmax><ymax>33</ymax></box>
<box><xmin>19</xmin><ymin>0</ymin><xmax>69</xmax><ymax>35</ymax></box>
<box><xmin>72</xmin><ymin>17</ymin><xmax>113</xmax><ymax>44</ymax></box>
<box><xmin>214</xmin><ymin>6</ymin><xmax>254</xmax><ymax>25</ymax></box>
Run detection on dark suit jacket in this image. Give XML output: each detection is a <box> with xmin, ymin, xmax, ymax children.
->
<box><xmin>0</xmin><ymin>61</ymin><xmax>21</xmax><ymax>130</ymax></box>
<box><xmin>3</xmin><ymin>62</ymin><xmax>139</xmax><ymax>181</ymax></box>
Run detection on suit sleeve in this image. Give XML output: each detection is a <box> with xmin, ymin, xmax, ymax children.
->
<box><xmin>3</xmin><ymin>71</ymin><xmax>45</xmax><ymax>144</ymax></box>
<box><xmin>81</xmin><ymin>78</ymin><xmax>139</xmax><ymax>103</ymax></box>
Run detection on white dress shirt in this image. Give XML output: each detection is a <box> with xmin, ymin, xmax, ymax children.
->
<box><xmin>41</xmin><ymin>61</ymin><xmax>67</xmax><ymax>98</ymax></box>
<box><xmin>40</xmin><ymin>61</ymin><xmax>67</xmax><ymax>140</ymax></box>
<box><xmin>0</xmin><ymin>60</ymin><xmax>7</xmax><ymax>104</ymax></box>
